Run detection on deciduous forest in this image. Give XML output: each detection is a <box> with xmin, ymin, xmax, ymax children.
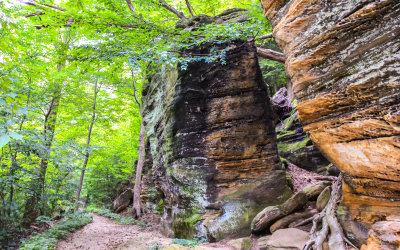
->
<box><xmin>1</xmin><ymin>0</ymin><xmax>399</xmax><ymax>249</ymax></box>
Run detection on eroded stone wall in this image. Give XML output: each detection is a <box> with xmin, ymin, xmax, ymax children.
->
<box><xmin>261</xmin><ymin>0</ymin><xmax>400</xmax><ymax>241</ymax></box>
<box><xmin>142</xmin><ymin>40</ymin><xmax>291</xmax><ymax>241</ymax></box>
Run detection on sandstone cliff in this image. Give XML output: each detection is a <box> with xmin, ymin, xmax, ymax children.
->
<box><xmin>141</xmin><ymin>40</ymin><xmax>291</xmax><ymax>241</ymax></box>
<box><xmin>261</xmin><ymin>0</ymin><xmax>400</xmax><ymax>245</ymax></box>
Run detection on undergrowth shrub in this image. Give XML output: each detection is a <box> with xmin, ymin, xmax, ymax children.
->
<box><xmin>19</xmin><ymin>210</ymin><xmax>92</xmax><ymax>250</ymax></box>
<box><xmin>171</xmin><ymin>238</ymin><xmax>207</xmax><ymax>247</ymax></box>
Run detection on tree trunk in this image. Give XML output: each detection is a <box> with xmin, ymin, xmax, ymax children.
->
<box><xmin>75</xmin><ymin>80</ymin><xmax>98</xmax><ymax>205</ymax></box>
<box><xmin>158</xmin><ymin>0</ymin><xmax>186</xmax><ymax>19</ymax></box>
<box><xmin>286</xmin><ymin>76</ymin><xmax>294</xmax><ymax>102</ymax></box>
<box><xmin>132</xmin><ymin>117</ymin><xmax>145</xmax><ymax>217</ymax></box>
<box><xmin>273</xmin><ymin>74</ymin><xmax>278</xmax><ymax>93</ymax></box>
<box><xmin>23</xmin><ymin>88</ymin><xmax>61</xmax><ymax>225</ymax></box>
<box><xmin>185</xmin><ymin>0</ymin><xmax>195</xmax><ymax>16</ymax></box>
<box><xmin>131</xmin><ymin>68</ymin><xmax>147</xmax><ymax>218</ymax></box>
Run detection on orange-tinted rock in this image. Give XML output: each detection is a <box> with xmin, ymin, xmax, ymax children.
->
<box><xmin>361</xmin><ymin>216</ymin><xmax>400</xmax><ymax>249</ymax></box>
<box><xmin>261</xmin><ymin>0</ymin><xmax>400</xmax><ymax>244</ymax></box>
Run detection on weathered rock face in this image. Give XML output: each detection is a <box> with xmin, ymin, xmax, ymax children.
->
<box><xmin>112</xmin><ymin>188</ymin><xmax>133</xmax><ymax>213</ymax></box>
<box><xmin>272</xmin><ymin>87</ymin><xmax>331</xmax><ymax>174</ymax></box>
<box><xmin>361</xmin><ymin>216</ymin><xmax>400</xmax><ymax>249</ymax></box>
<box><xmin>261</xmin><ymin>0</ymin><xmax>400</xmax><ymax>242</ymax></box>
<box><xmin>142</xmin><ymin>40</ymin><xmax>291</xmax><ymax>240</ymax></box>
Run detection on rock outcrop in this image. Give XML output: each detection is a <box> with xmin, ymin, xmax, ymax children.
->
<box><xmin>142</xmin><ymin>40</ymin><xmax>291</xmax><ymax>240</ymax></box>
<box><xmin>272</xmin><ymin>87</ymin><xmax>332</xmax><ymax>174</ymax></box>
<box><xmin>361</xmin><ymin>216</ymin><xmax>400</xmax><ymax>249</ymax></box>
<box><xmin>261</xmin><ymin>0</ymin><xmax>400</xmax><ymax>245</ymax></box>
<box><xmin>112</xmin><ymin>188</ymin><xmax>133</xmax><ymax>213</ymax></box>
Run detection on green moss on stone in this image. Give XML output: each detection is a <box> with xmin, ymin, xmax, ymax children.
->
<box><xmin>172</xmin><ymin>210</ymin><xmax>203</xmax><ymax>239</ymax></box>
<box><xmin>222</xmin><ymin>184</ymin><xmax>255</xmax><ymax>200</ymax></box>
<box><xmin>241</xmin><ymin>238</ymin><xmax>252</xmax><ymax>249</ymax></box>
<box><xmin>278</xmin><ymin>137</ymin><xmax>310</xmax><ymax>154</ymax></box>
<box><xmin>156</xmin><ymin>199</ymin><xmax>164</xmax><ymax>214</ymax></box>
<box><xmin>277</xmin><ymin>130</ymin><xmax>295</xmax><ymax>139</ymax></box>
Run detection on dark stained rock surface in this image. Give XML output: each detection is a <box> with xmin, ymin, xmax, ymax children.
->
<box><xmin>142</xmin><ymin>40</ymin><xmax>291</xmax><ymax>240</ymax></box>
<box><xmin>112</xmin><ymin>189</ymin><xmax>133</xmax><ymax>213</ymax></box>
<box><xmin>261</xmin><ymin>0</ymin><xmax>400</xmax><ymax>244</ymax></box>
<box><xmin>272</xmin><ymin>87</ymin><xmax>331</xmax><ymax>173</ymax></box>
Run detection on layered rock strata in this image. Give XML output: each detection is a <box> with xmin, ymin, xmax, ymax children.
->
<box><xmin>142</xmin><ymin>40</ymin><xmax>291</xmax><ymax>240</ymax></box>
<box><xmin>261</xmin><ymin>0</ymin><xmax>400</xmax><ymax>243</ymax></box>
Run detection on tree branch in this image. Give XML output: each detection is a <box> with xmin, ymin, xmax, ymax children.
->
<box><xmin>19</xmin><ymin>0</ymin><xmax>66</xmax><ymax>12</ymax></box>
<box><xmin>256</xmin><ymin>47</ymin><xmax>285</xmax><ymax>63</ymax></box>
<box><xmin>255</xmin><ymin>34</ymin><xmax>273</xmax><ymax>40</ymax></box>
<box><xmin>157</xmin><ymin>0</ymin><xmax>186</xmax><ymax>19</ymax></box>
<box><xmin>185</xmin><ymin>0</ymin><xmax>195</xmax><ymax>16</ymax></box>
<box><xmin>125</xmin><ymin>0</ymin><xmax>137</xmax><ymax>15</ymax></box>
<box><xmin>43</xmin><ymin>3</ymin><xmax>66</xmax><ymax>12</ymax></box>
<box><xmin>25</xmin><ymin>11</ymin><xmax>44</xmax><ymax>18</ymax></box>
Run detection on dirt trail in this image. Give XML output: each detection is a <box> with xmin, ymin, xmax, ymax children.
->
<box><xmin>57</xmin><ymin>213</ymin><xmax>238</xmax><ymax>250</ymax></box>
<box><xmin>56</xmin><ymin>213</ymin><xmax>171</xmax><ymax>250</ymax></box>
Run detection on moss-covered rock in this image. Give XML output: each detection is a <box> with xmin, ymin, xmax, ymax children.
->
<box><xmin>142</xmin><ymin>40</ymin><xmax>290</xmax><ymax>240</ymax></box>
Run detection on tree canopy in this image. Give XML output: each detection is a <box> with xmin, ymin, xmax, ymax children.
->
<box><xmin>0</xmin><ymin>0</ymin><xmax>286</xmax><ymax>247</ymax></box>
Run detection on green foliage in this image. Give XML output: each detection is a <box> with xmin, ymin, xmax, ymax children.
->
<box><xmin>149</xmin><ymin>242</ymin><xmax>161</xmax><ymax>250</ymax></box>
<box><xmin>86</xmin><ymin>207</ymin><xmax>136</xmax><ymax>225</ymax></box>
<box><xmin>0</xmin><ymin>0</ymin><xmax>278</xmax><ymax>247</ymax></box>
<box><xmin>19</xmin><ymin>211</ymin><xmax>92</xmax><ymax>250</ymax></box>
<box><xmin>171</xmin><ymin>237</ymin><xmax>208</xmax><ymax>247</ymax></box>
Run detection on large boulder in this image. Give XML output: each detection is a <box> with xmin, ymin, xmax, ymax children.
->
<box><xmin>257</xmin><ymin>228</ymin><xmax>309</xmax><ymax>250</ymax></box>
<box><xmin>251</xmin><ymin>191</ymin><xmax>307</xmax><ymax>233</ymax></box>
<box><xmin>142</xmin><ymin>39</ymin><xmax>291</xmax><ymax>240</ymax></box>
<box><xmin>316</xmin><ymin>186</ymin><xmax>331</xmax><ymax>212</ymax></box>
<box><xmin>261</xmin><ymin>0</ymin><xmax>400</xmax><ymax>244</ymax></box>
<box><xmin>270</xmin><ymin>209</ymin><xmax>317</xmax><ymax>233</ymax></box>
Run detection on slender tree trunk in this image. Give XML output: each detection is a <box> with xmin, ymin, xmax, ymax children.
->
<box><xmin>157</xmin><ymin>0</ymin><xmax>186</xmax><ymax>19</ymax></box>
<box><xmin>273</xmin><ymin>74</ymin><xmax>278</xmax><ymax>94</ymax></box>
<box><xmin>131</xmin><ymin>68</ymin><xmax>147</xmax><ymax>218</ymax></box>
<box><xmin>75</xmin><ymin>80</ymin><xmax>98</xmax><ymax>205</ymax></box>
<box><xmin>8</xmin><ymin>144</ymin><xmax>17</xmax><ymax>216</ymax></box>
<box><xmin>132</xmin><ymin>117</ymin><xmax>145</xmax><ymax>217</ymax></box>
<box><xmin>185</xmin><ymin>0</ymin><xmax>195</xmax><ymax>16</ymax></box>
<box><xmin>23</xmin><ymin>85</ymin><xmax>61</xmax><ymax>225</ymax></box>
<box><xmin>286</xmin><ymin>76</ymin><xmax>294</xmax><ymax>102</ymax></box>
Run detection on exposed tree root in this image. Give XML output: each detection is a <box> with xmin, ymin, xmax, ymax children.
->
<box><xmin>293</xmin><ymin>216</ymin><xmax>315</xmax><ymax>228</ymax></box>
<box><xmin>302</xmin><ymin>174</ymin><xmax>357</xmax><ymax>250</ymax></box>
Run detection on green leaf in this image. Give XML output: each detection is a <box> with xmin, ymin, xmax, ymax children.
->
<box><xmin>7</xmin><ymin>92</ymin><xmax>17</xmax><ymax>98</ymax></box>
<box><xmin>9</xmin><ymin>131</ymin><xmax>23</xmax><ymax>141</ymax></box>
<box><xmin>17</xmin><ymin>107</ymin><xmax>29</xmax><ymax>115</ymax></box>
<box><xmin>0</xmin><ymin>134</ymin><xmax>11</xmax><ymax>149</ymax></box>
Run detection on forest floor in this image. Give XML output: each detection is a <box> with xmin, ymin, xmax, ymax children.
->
<box><xmin>56</xmin><ymin>213</ymin><xmax>234</xmax><ymax>250</ymax></box>
<box><xmin>56</xmin><ymin>213</ymin><xmax>169</xmax><ymax>250</ymax></box>
<box><xmin>55</xmin><ymin>163</ymin><xmax>333</xmax><ymax>250</ymax></box>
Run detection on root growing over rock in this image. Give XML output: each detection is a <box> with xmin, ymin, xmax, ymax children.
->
<box><xmin>303</xmin><ymin>174</ymin><xmax>358</xmax><ymax>250</ymax></box>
